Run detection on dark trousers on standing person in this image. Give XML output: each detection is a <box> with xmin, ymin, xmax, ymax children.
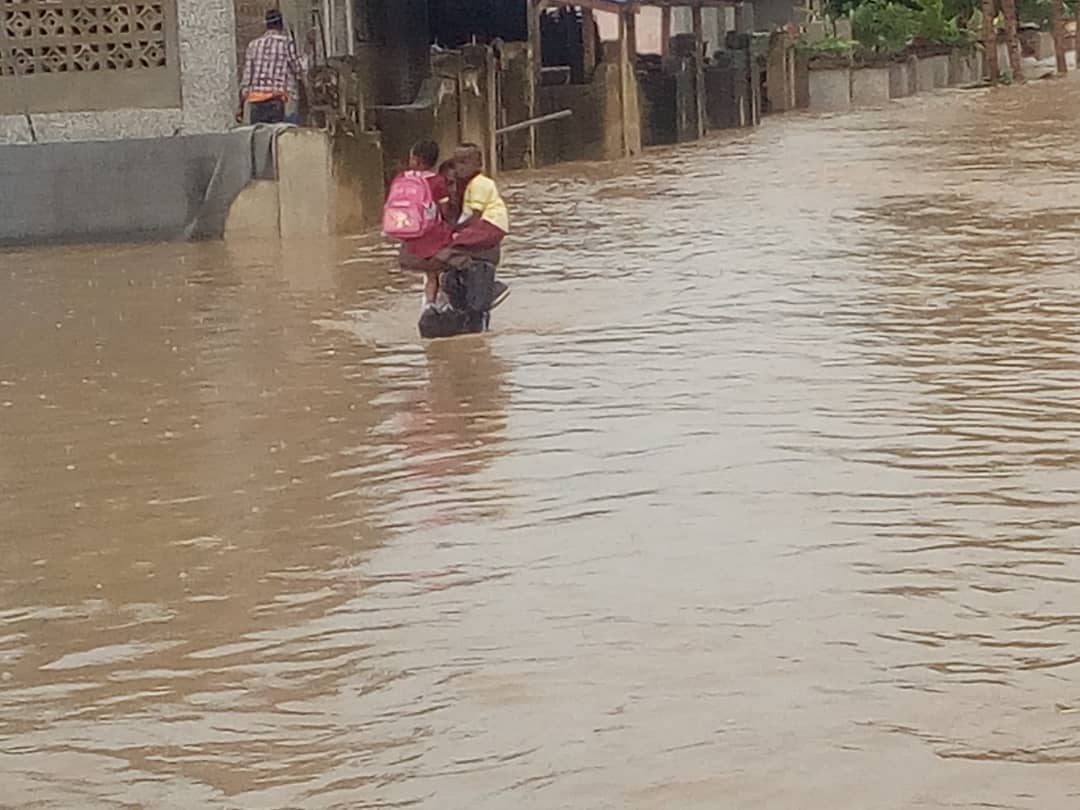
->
<box><xmin>249</xmin><ymin>98</ymin><xmax>286</xmax><ymax>124</ymax></box>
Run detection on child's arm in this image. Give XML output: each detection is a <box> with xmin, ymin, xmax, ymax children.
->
<box><xmin>454</xmin><ymin>210</ymin><xmax>480</xmax><ymax>231</ymax></box>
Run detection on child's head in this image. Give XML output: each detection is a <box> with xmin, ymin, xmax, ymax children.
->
<box><xmin>437</xmin><ymin>159</ymin><xmax>456</xmax><ymax>180</ymax></box>
<box><xmin>453</xmin><ymin>143</ymin><xmax>484</xmax><ymax>180</ymax></box>
<box><xmin>408</xmin><ymin>140</ymin><xmax>439</xmax><ymax>171</ymax></box>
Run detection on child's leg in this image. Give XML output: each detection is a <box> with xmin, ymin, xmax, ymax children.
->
<box><xmin>424</xmin><ymin>270</ymin><xmax>440</xmax><ymax>305</ymax></box>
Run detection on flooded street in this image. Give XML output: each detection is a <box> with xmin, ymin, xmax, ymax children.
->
<box><xmin>6</xmin><ymin>78</ymin><xmax>1080</xmax><ymax>808</ymax></box>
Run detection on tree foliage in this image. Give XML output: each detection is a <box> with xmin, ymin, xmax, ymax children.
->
<box><xmin>846</xmin><ymin>0</ymin><xmax>976</xmax><ymax>51</ymax></box>
<box><xmin>852</xmin><ymin>0</ymin><xmax>918</xmax><ymax>53</ymax></box>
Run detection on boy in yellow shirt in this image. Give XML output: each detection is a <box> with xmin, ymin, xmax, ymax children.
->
<box><xmin>436</xmin><ymin>143</ymin><xmax>510</xmax><ymax>308</ymax></box>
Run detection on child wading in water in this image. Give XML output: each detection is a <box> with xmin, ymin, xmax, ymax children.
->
<box><xmin>388</xmin><ymin>141</ymin><xmax>454</xmax><ymax>311</ymax></box>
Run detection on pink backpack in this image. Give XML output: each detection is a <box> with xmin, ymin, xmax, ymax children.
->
<box><xmin>382</xmin><ymin>170</ymin><xmax>438</xmax><ymax>240</ymax></box>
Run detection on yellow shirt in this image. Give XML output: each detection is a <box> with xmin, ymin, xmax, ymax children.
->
<box><xmin>462</xmin><ymin>174</ymin><xmax>510</xmax><ymax>233</ymax></box>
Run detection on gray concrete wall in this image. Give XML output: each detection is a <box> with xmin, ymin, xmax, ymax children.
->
<box><xmin>277</xmin><ymin>129</ymin><xmax>332</xmax><ymax>239</ymax></box>
<box><xmin>706</xmin><ymin>51</ymin><xmax>752</xmax><ymax>128</ymax></box>
<box><xmin>537</xmin><ymin>63</ymin><xmax>624</xmax><ymax>165</ymax></box>
<box><xmin>671</xmin><ymin>8</ymin><xmax>727</xmax><ymax>54</ymax></box>
<box><xmin>0</xmin><ymin>135</ymin><xmax>230</xmax><ymax>244</ymax></box>
<box><xmin>928</xmin><ymin>54</ymin><xmax>950</xmax><ymax>87</ymax></box>
<box><xmin>915</xmin><ymin>56</ymin><xmax>937</xmax><ymax>92</ymax></box>
<box><xmin>850</xmin><ymin>67</ymin><xmax>890</xmax><ymax>107</ymax></box>
<box><xmin>948</xmin><ymin>50</ymin><xmax>982</xmax><ymax>85</ymax></box>
<box><xmin>331</xmin><ymin>130</ymin><xmax>385</xmax><ymax>234</ymax></box>
<box><xmin>0</xmin><ymin>0</ymin><xmax>236</xmax><ymax>145</ymax></box>
<box><xmin>888</xmin><ymin>62</ymin><xmax>910</xmax><ymax>98</ymax></box>
<box><xmin>371</xmin><ymin>75</ymin><xmax>460</xmax><ymax>184</ymax></box>
<box><xmin>754</xmin><ymin>0</ymin><xmax>802</xmax><ymax>31</ymax></box>
<box><xmin>807</xmin><ymin>68</ymin><xmax>851</xmax><ymax>113</ymax></box>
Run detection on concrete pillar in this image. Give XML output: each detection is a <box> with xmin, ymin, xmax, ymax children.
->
<box><xmin>692</xmin><ymin>5</ymin><xmax>706</xmax><ymax>138</ymax></box>
<box><xmin>767</xmin><ymin>32</ymin><xmax>794</xmax><ymax>112</ymax></box>
<box><xmin>526</xmin><ymin>0</ymin><xmax>541</xmax><ymax>169</ymax></box>
<box><xmin>661</xmin><ymin>6</ymin><xmax>672</xmax><ymax>58</ymax></box>
<box><xmin>618</xmin><ymin>10</ymin><xmax>642</xmax><ymax>156</ymax></box>
<box><xmin>735</xmin><ymin>2</ymin><xmax>754</xmax><ymax>34</ymax></box>
<box><xmin>582</xmin><ymin>7</ymin><xmax>597</xmax><ymax>76</ymax></box>
<box><xmin>276</xmin><ymin>128</ymin><xmax>332</xmax><ymax>238</ymax></box>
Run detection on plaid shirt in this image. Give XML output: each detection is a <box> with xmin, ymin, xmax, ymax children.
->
<box><xmin>241</xmin><ymin>31</ymin><xmax>300</xmax><ymax>99</ymax></box>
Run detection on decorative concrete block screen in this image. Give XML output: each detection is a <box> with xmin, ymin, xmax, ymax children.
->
<box><xmin>0</xmin><ymin>0</ymin><xmax>180</xmax><ymax>114</ymax></box>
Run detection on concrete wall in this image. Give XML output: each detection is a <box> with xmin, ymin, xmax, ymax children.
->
<box><xmin>671</xmin><ymin>7</ymin><xmax>728</xmax><ymax>53</ymax></box>
<box><xmin>0</xmin><ymin>134</ymin><xmax>230</xmax><ymax>244</ymax></box>
<box><xmin>947</xmin><ymin>50</ymin><xmax>981</xmax><ymax>85</ymax></box>
<box><xmin>369</xmin><ymin>45</ymin><xmax>497</xmax><ymax>181</ymax></box>
<box><xmin>0</xmin><ymin>0</ymin><xmax>236</xmax><ymax>145</ymax></box>
<box><xmin>331</xmin><ymin>130</ymin><xmax>386</xmax><ymax>234</ymax></box>
<box><xmin>1021</xmin><ymin>31</ymin><xmax>1055</xmax><ymax>60</ymax></box>
<box><xmin>795</xmin><ymin>51</ymin><xmax>810</xmax><ymax>108</ymax></box>
<box><xmin>223</xmin><ymin>128</ymin><xmax>384</xmax><ymax>241</ymax></box>
<box><xmin>754</xmin><ymin>0</ymin><xmax>803</xmax><ymax>31</ymax></box>
<box><xmin>638</xmin><ymin>66</ymin><xmax>680</xmax><ymax>145</ymax></box>
<box><xmin>496</xmin><ymin>42</ymin><xmax>532</xmax><ymax>172</ymax></box>
<box><xmin>915</xmin><ymin>55</ymin><xmax>938</xmax><ymax>91</ymax></box>
<box><xmin>850</xmin><ymin>67</ymin><xmax>890</xmax><ymax>106</ymax></box>
<box><xmin>926</xmin><ymin>54</ymin><xmax>950</xmax><ymax>88</ymax></box>
<box><xmin>888</xmin><ymin>62</ymin><xmax>907</xmax><ymax>98</ymax></box>
<box><xmin>537</xmin><ymin>62</ymin><xmax>624</xmax><ymax>164</ymax></box>
<box><xmin>706</xmin><ymin>51</ymin><xmax>752</xmax><ymax>128</ymax></box>
<box><xmin>807</xmin><ymin>67</ymin><xmax>851</xmax><ymax>113</ymax></box>
<box><xmin>371</xmin><ymin>76</ymin><xmax>460</xmax><ymax>183</ymax></box>
<box><xmin>620</xmin><ymin>6</ymin><xmax>732</xmax><ymax>54</ymax></box>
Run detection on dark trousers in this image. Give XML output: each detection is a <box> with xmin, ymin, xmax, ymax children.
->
<box><xmin>249</xmin><ymin>98</ymin><xmax>285</xmax><ymax>124</ymax></box>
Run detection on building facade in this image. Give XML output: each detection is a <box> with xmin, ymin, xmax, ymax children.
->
<box><xmin>0</xmin><ymin>0</ymin><xmax>237</xmax><ymax>144</ymax></box>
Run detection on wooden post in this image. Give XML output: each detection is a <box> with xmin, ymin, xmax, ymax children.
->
<box><xmin>980</xmin><ymin>0</ymin><xmax>998</xmax><ymax>82</ymax></box>
<box><xmin>617</xmin><ymin>10</ymin><xmax>641</xmax><ymax>157</ymax></box>
<box><xmin>1050</xmin><ymin>0</ymin><xmax>1067</xmax><ymax>74</ymax></box>
<box><xmin>484</xmin><ymin>45</ymin><xmax>498</xmax><ymax>175</ymax></box>
<box><xmin>692</xmin><ymin>5</ymin><xmax>706</xmax><ymax>139</ymax></box>
<box><xmin>581</xmin><ymin>6</ymin><xmax>597</xmax><ymax>78</ymax></box>
<box><xmin>1000</xmin><ymin>0</ymin><xmax>1023</xmax><ymax>80</ymax></box>
<box><xmin>661</xmin><ymin>6</ymin><xmax>672</xmax><ymax>59</ymax></box>
<box><xmin>526</xmin><ymin>0</ymin><xmax>542</xmax><ymax>168</ymax></box>
<box><xmin>1075</xmin><ymin>1</ymin><xmax>1080</xmax><ymax>67</ymax></box>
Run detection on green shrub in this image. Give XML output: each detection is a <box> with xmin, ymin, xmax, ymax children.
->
<box><xmin>852</xmin><ymin>0</ymin><xmax>918</xmax><ymax>53</ymax></box>
<box><xmin>914</xmin><ymin>0</ymin><xmax>975</xmax><ymax>44</ymax></box>
<box><xmin>798</xmin><ymin>35</ymin><xmax>858</xmax><ymax>56</ymax></box>
<box><xmin>1017</xmin><ymin>0</ymin><xmax>1051</xmax><ymax>26</ymax></box>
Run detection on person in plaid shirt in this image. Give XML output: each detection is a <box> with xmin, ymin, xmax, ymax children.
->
<box><xmin>237</xmin><ymin>9</ymin><xmax>300</xmax><ymax>125</ymax></box>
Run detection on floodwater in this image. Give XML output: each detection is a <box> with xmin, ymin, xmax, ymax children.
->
<box><xmin>4</xmin><ymin>78</ymin><xmax>1080</xmax><ymax>810</ymax></box>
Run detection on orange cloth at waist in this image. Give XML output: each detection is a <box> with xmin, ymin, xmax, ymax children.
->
<box><xmin>246</xmin><ymin>91</ymin><xmax>287</xmax><ymax>103</ymax></box>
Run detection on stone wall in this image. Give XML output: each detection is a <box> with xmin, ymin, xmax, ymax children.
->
<box><xmin>0</xmin><ymin>0</ymin><xmax>236</xmax><ymax>145</ymax></box>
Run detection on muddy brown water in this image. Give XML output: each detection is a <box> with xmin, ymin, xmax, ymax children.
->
<box><xmin>5</xmin><ymin>80</ymin><xmax>1080</xmax><ymax>809</ymax></box>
